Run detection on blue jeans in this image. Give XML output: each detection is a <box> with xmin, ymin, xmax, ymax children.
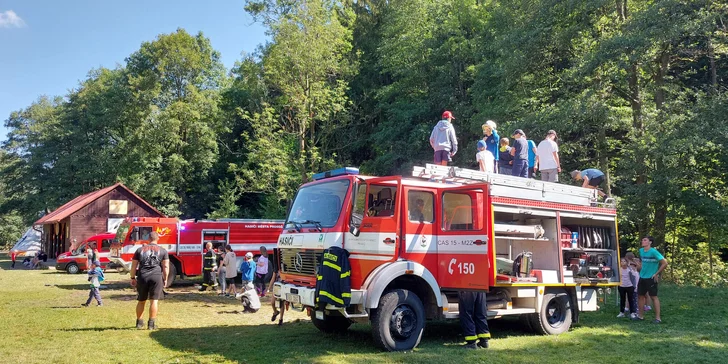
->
<box><xmin>512</xmin><ymin>159</ymin><xmax>528</xmax><ymax>178</ymax></box>
<box><xmin>86</xmin><ymin>287</ymin><xmax>102</xmax><ymax>305</ymax></box>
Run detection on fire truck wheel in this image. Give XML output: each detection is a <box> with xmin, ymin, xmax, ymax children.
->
<box><xmin>165</xmin><ymin>264</ymin><xmax>177</xmax><ymax>288</ymax></box>
<box><xmin>371</xmin><ymin>289</ymin><xmax>425</xmax><ymax>352</ymax></box>
<box><xmin>312</xmin><ymin>314</ymin><xmax>351</xmax><ymax>333</ymax></box>
<box><xmin>66</xmin><ymin>263</ymin><xmax>80</xmax><ymax>274</ymax></box>
<box><xmin>531</xmin><ymin>290</ymin><xmax>572</xmax><ymax>335</ymax></box>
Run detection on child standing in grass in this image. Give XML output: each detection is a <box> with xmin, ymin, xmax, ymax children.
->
<box><xmin>617</xmin><ymin>258</ymin><xmax>638</xmax><ymax>318</ymax></box>
<box><xmin>82</xmin><ymin>260</ymin><xmax>104</xmax><ymax>307</ymax></box>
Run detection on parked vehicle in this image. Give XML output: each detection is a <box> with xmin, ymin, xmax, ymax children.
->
<box><xmin>110</xmin><ymin>217</ymin><xmax>284</xmax><ymax>287</ymax></box>
<box><xmin>56</xmin><ymin>233</ymin><xmax>117</xmax><ymax>274</ymax></box>
<box><xmin>273</xmin><ymin>165</ymin><xmax>620</xmax><ymax>351</ymax></box>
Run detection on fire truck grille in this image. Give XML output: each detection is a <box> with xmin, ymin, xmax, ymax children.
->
<box><xmin>280</xmin><ymin>249</ymin><xmax>322</xmax><ymax>276</ymax></box>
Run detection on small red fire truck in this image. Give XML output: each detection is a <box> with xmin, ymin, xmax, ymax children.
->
<box><xmin>273</xmin><ymin>165</ymin><xmax>620</xmax><ymax>351</ymax></box>
<box><xmin>110</xmin><ymin>217</ymin><xmax>284</xmax><ymax>286</ymax></box>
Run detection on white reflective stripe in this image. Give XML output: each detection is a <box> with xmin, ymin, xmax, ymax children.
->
<box><xmin>178</xmin><ymin>244</ymin><xmax>202</xmax><ymax>252</ymax></box>
<box><xmin>404</xmin><ymin>234</ymin><xmax>436</xmax><ymax>254</ymax></box>
<box><xmin>229</xmin><ymin>243</ymin><xmax>277</xmax><ymax>252</ymax></box>
<box><xmin>436</xmin><ymin>234</ymin><xmax>489</xmax><ymax>254</ymax></box>
<box><xmin>278</xmin><ymin>232</ymin><xmax>329</xmax><ymax>249</ymax></box>
<box><xmin>346</xmin><ymin>232</ymin><xmax>396</xmax><ymax>255</ymax></box>
<box><xmin>349</xmin><ymin>254</ymin><xmax>393</xmax><ymax>261</ymax></box>
<box><xmin>123</xmin><ymin>245</ymin><xmax>141</xmax><ymax>254</ymax></box>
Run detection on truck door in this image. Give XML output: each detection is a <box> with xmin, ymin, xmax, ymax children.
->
<box><xmin>347</xmin><ymin>177</ymin><xmax>402</xmax><ymax>284</ymax></box>
<box><xmin>437</xmin><ymin>186</ymin><xmax>490</xmax><ymax>290</ymax></box>
<box><xmin>401</xmin><ymin>188</ymin><xmax>438</xmax><ymax>280</ymax></box>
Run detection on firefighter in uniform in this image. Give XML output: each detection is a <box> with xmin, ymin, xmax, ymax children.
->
<box><xmin>199</xmin><ymin>242</ymin><xmax>218</xmax><ymax>291</ymax></box>
<box><xmin>459</xmin><ymin>290</ymin><xmax>491</xmax><ymax>349</ymax></box>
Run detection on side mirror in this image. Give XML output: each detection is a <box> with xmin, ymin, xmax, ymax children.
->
<box><xmin>348</xmin><ymin>181</ymin><xmax>362</xmax><ymax>237</ymax></box>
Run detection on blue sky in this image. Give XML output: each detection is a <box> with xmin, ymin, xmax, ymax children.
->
<box><xmin>0</xmin><ymin>0</ymin><xmax>267</xmax><ymax>142</ymax></box>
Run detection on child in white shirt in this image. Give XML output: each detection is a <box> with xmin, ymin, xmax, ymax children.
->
<box><xmin>476</xmin><ymin>140</ymin><xmax>495</xmax><ymax>173</ymax></box>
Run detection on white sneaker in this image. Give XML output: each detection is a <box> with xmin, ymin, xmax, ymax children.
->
<box><xmin>616</xmin><ymin>312</ymin><xmax>625</xmax><ymax>318</ymax></box>
<box><xmin>630</xmin><ymin>313</ymin><xmax>637</xmax><ymax>319</ymax></box>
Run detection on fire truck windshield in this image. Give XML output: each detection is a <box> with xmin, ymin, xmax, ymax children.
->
<box><xmin>286</xmin><ymin>179</ymin><xmax>350</xmax><ymax>229</ymax></box>
<box><xmin>114</xmin><ymin>223</ymin><xmax>130</xmax><ymax>243</ymax></box>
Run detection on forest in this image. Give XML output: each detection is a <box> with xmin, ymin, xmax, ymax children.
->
<box><xmin>1</xmin><ymin>0</ymin><xmax>727</xmax><ymax>285</ymax></box>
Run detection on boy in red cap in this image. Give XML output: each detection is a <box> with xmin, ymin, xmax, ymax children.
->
<box><xmin>430</xmin><ymin>111</ymin><xmax>459</xmax><ymax>166</ymax></box>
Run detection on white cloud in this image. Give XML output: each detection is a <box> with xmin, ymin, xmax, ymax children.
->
<box><xmin>0</xmin><ymin>10</ymin><xmax>26</xmax><ymax>28</ymax></box>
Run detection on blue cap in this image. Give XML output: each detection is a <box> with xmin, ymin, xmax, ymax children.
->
<box><xmin>93</xmin><ymin>260</ymin><xmax>101</xmax><ymax>266</ymax></box>
<box><xmin>477</xmin><ymin>140</ymin><xmax>487</xmax><ymax>150</ymax></box>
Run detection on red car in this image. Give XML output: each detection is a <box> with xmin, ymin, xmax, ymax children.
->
<box><xmin>55</xmin><ymin>233</ymin><xmax>116</xmax><ymax>274</ymax></box>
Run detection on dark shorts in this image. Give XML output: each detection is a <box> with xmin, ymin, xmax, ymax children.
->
<box><xmin>137</xmin><ymin>275</ymin><xmax>164</xmax><ymax>301</ymax></box>
<box><xmin>588</xmin><ymin>175</ymin><xmax>605</xmax><ymax>187</ymax></box>
<box><xmin>226</xmin><ymin>277</ymin><xmax>235</xmax><ymax>285</ymax></box>
<box><xmin>434</xmin><ymin>150</ymin><xmax>451</xmax><ymax>164</ymax></box>
<box><xmin>637</xmin><ymin>278</ymin><xmax>658</xmax><ymax>296</ymax></box>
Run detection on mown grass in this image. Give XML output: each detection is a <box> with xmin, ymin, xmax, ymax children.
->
<box><xmin>0</xmin><ymin>253</ymin><xmax>726</xmax><ymax>364</ymax></box>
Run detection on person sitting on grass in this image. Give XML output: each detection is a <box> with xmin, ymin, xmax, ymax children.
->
<box><xmin>82</xmin><ymin>260</ymin><xmax>104</xmax><ymax>307</ymax></box>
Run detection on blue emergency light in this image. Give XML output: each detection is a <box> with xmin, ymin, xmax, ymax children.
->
<box><xmin>312</xmin><ymin>167</ymin><xmax>359</xmax><ymax>181</ymax></box>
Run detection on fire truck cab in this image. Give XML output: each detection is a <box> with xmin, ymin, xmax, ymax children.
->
<box><xmin>110</xmin><ymin>217</ymin><xmax>283</xmax><ymax>286</ymax></box>
<box><xmin>274</xmin><ymin>165</ymin><xmax>620</xmax><ymax>351</ymax></box>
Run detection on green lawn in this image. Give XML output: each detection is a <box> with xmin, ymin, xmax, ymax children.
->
<box><xmin>0</xmin><ymin>254</ymin><xmax>725</xmax><ymax>364</ymax></box>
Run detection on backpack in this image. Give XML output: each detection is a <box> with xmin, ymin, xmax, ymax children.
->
<box><xmin>97</xmin><ymin>268</ymin><xmax>105</xmax><ymax>283</ymax></box>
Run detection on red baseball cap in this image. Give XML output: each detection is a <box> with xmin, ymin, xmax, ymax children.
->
<box><xmin>442</xmin><ymin>111</ymin><xmax>455</xmax><ymax>120</ymax></box>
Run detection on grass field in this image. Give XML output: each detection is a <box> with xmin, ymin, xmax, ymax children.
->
<box><xmin>1</xmin><ymin>254</ymin><xmax>726</xmax><ymax>364</ymax></box>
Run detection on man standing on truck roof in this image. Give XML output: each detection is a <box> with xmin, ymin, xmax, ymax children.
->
<box><xmin>199</xmin><ymin>242</ymin><xmax>218</xmax><ymax>292</ymax></box>
<box><xmin>510</xmin><ymin>129</ymin><xmax>529</xmax><ymax>178</ymax></box>
<box><xmin>130</xmin><ymin>232</ymin><xmax>169</xmax><ymax>330</ymax></box>
<box><xmin>535</xmin><ymin>130</ymin><xmax>561</xmax><ymax>182</ymax></box>
<box><xmin>430</xmin><ymin>111</ymin><xmax>459</xmax><ymax>166</ymax></box>
<box><xmin>459</xmin><ymin>290</ymin><xmax>491</xmax><ymax>350</ymax></box>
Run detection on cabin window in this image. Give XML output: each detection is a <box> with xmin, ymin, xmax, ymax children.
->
<box><xmin>442</xmin><ymin>193</ymin><xmax>480</xmax><ymax>231</ymax></box>
<box><xmin>408</xmin><ymin>191</ymin><xmax>434</xmax><ymax>223</ymax></box>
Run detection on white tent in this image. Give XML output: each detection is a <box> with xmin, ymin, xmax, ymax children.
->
<box><xmin>10</xmin><ymin>227</ymin><xmax>42</xmax><ymax>258</ymax></box>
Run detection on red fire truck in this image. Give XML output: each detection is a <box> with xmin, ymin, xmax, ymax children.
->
<box><xmin>110</xmin><ymin>217</ymin><xmax>284</xmax><ymax>286</ymax></box>
<box><xmin>273</xmin><ymin>165</ymin><xmax>620</xmax><ymax>351</ymax></box>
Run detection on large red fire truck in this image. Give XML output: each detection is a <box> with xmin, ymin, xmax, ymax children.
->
<box><xmin>110</xmin><ymin>217</ymin><xmax>284</xmax><ymax>286</ymax></box>
<box><xmin>273</xmin><ymin>164</ymin><xmax>620</xmax><ymax>351</ymax></box>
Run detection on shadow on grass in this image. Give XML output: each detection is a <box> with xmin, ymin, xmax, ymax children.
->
<box><xmin>57</xmin><ymin>327</ymin><xmax>135</xmax><ymax>332</ymax></box>
<box><xmin>53</xmin><ymin>282</ymin><xmax>130</xmax><ymax>291</ymax></box>
<box><xmin>150</xmin><ymin>318</ymin><xmax>728</xmax><ymax>364</ymax></box>
<box><xmin>50</xmin><ymin>306</ymin><xmax>85</xmax><ymax>309</ymax></box>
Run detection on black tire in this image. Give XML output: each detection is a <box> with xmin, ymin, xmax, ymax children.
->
<box><xmin>165</xmin><ymin>263</ymin><xmax>177</xmax><ymax>288</ymax></box>
<box><xmin>66</xmin><ymin>263</ymin><xmax>80</xmax><ymax>274</ymax></box>
<box><xmin>312</xmin><ymin>313</ymin><xmax>352</xmax><ymax>334</ymax></box>
<box><xmin>371</xmin><ymin>289</ymin><xmax>425</xmax><ymax>352</ymax></box>
<box><xmin>530</xmin><ymin>290</ymin><xmax>572</xmax><ymax>335</ymax></box>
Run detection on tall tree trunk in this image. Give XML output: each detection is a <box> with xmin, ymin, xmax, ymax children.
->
<box><xmin>708</xmin><ymin>229</ymin><xmax>714</xmax><ymax>277</ymax></box>
<box><xmin>708</xmin><ymin>37</ymin><xmax>717</xmax><ymax>91</ymax></box>
<box><xmin>652</xmin><ymin>48</ymin><xmax>670</xmax><ymax>247</ymax></box>
<box><xmin>616</xmin><ymin>0</ymin><xmax>626</xmax><ymax>22</ymax></box>
<box><xmin>598</xmin><ymin>126</ymin><xmax>612</xmax><ymax>197</ymax></box>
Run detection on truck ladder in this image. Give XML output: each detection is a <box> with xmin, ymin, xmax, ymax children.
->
<box><xmin>412</xmin><ymin>164</ymin><xmax>616</xmax><ymax>208</ymax></box>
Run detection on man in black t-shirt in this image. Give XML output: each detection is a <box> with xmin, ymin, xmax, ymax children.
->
<box><xmin>130</xmin><ymin>231</ymin><xmax>169</xmax><ymax>330</ymax></box>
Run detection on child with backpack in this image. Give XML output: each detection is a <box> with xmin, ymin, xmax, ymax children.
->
<box><xmin>82</xmin><ymin>260</ymin><xmax>104</xmax><ymax>307</ymax></box>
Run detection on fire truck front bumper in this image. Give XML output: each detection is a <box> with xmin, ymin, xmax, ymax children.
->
<box><xmin>273</xmin><ymin>282</ymin><xmax>366</xmax><ymax>309</ymax></box>
<box><xmin>273</xmin><ymin>282</ymin><xmax>317</xmax><ymax>307</ymax></box>
<box><xmin>109</xmin><ymin>257</ymin><xmax>132</xmax><ymax>273</ymax></box>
